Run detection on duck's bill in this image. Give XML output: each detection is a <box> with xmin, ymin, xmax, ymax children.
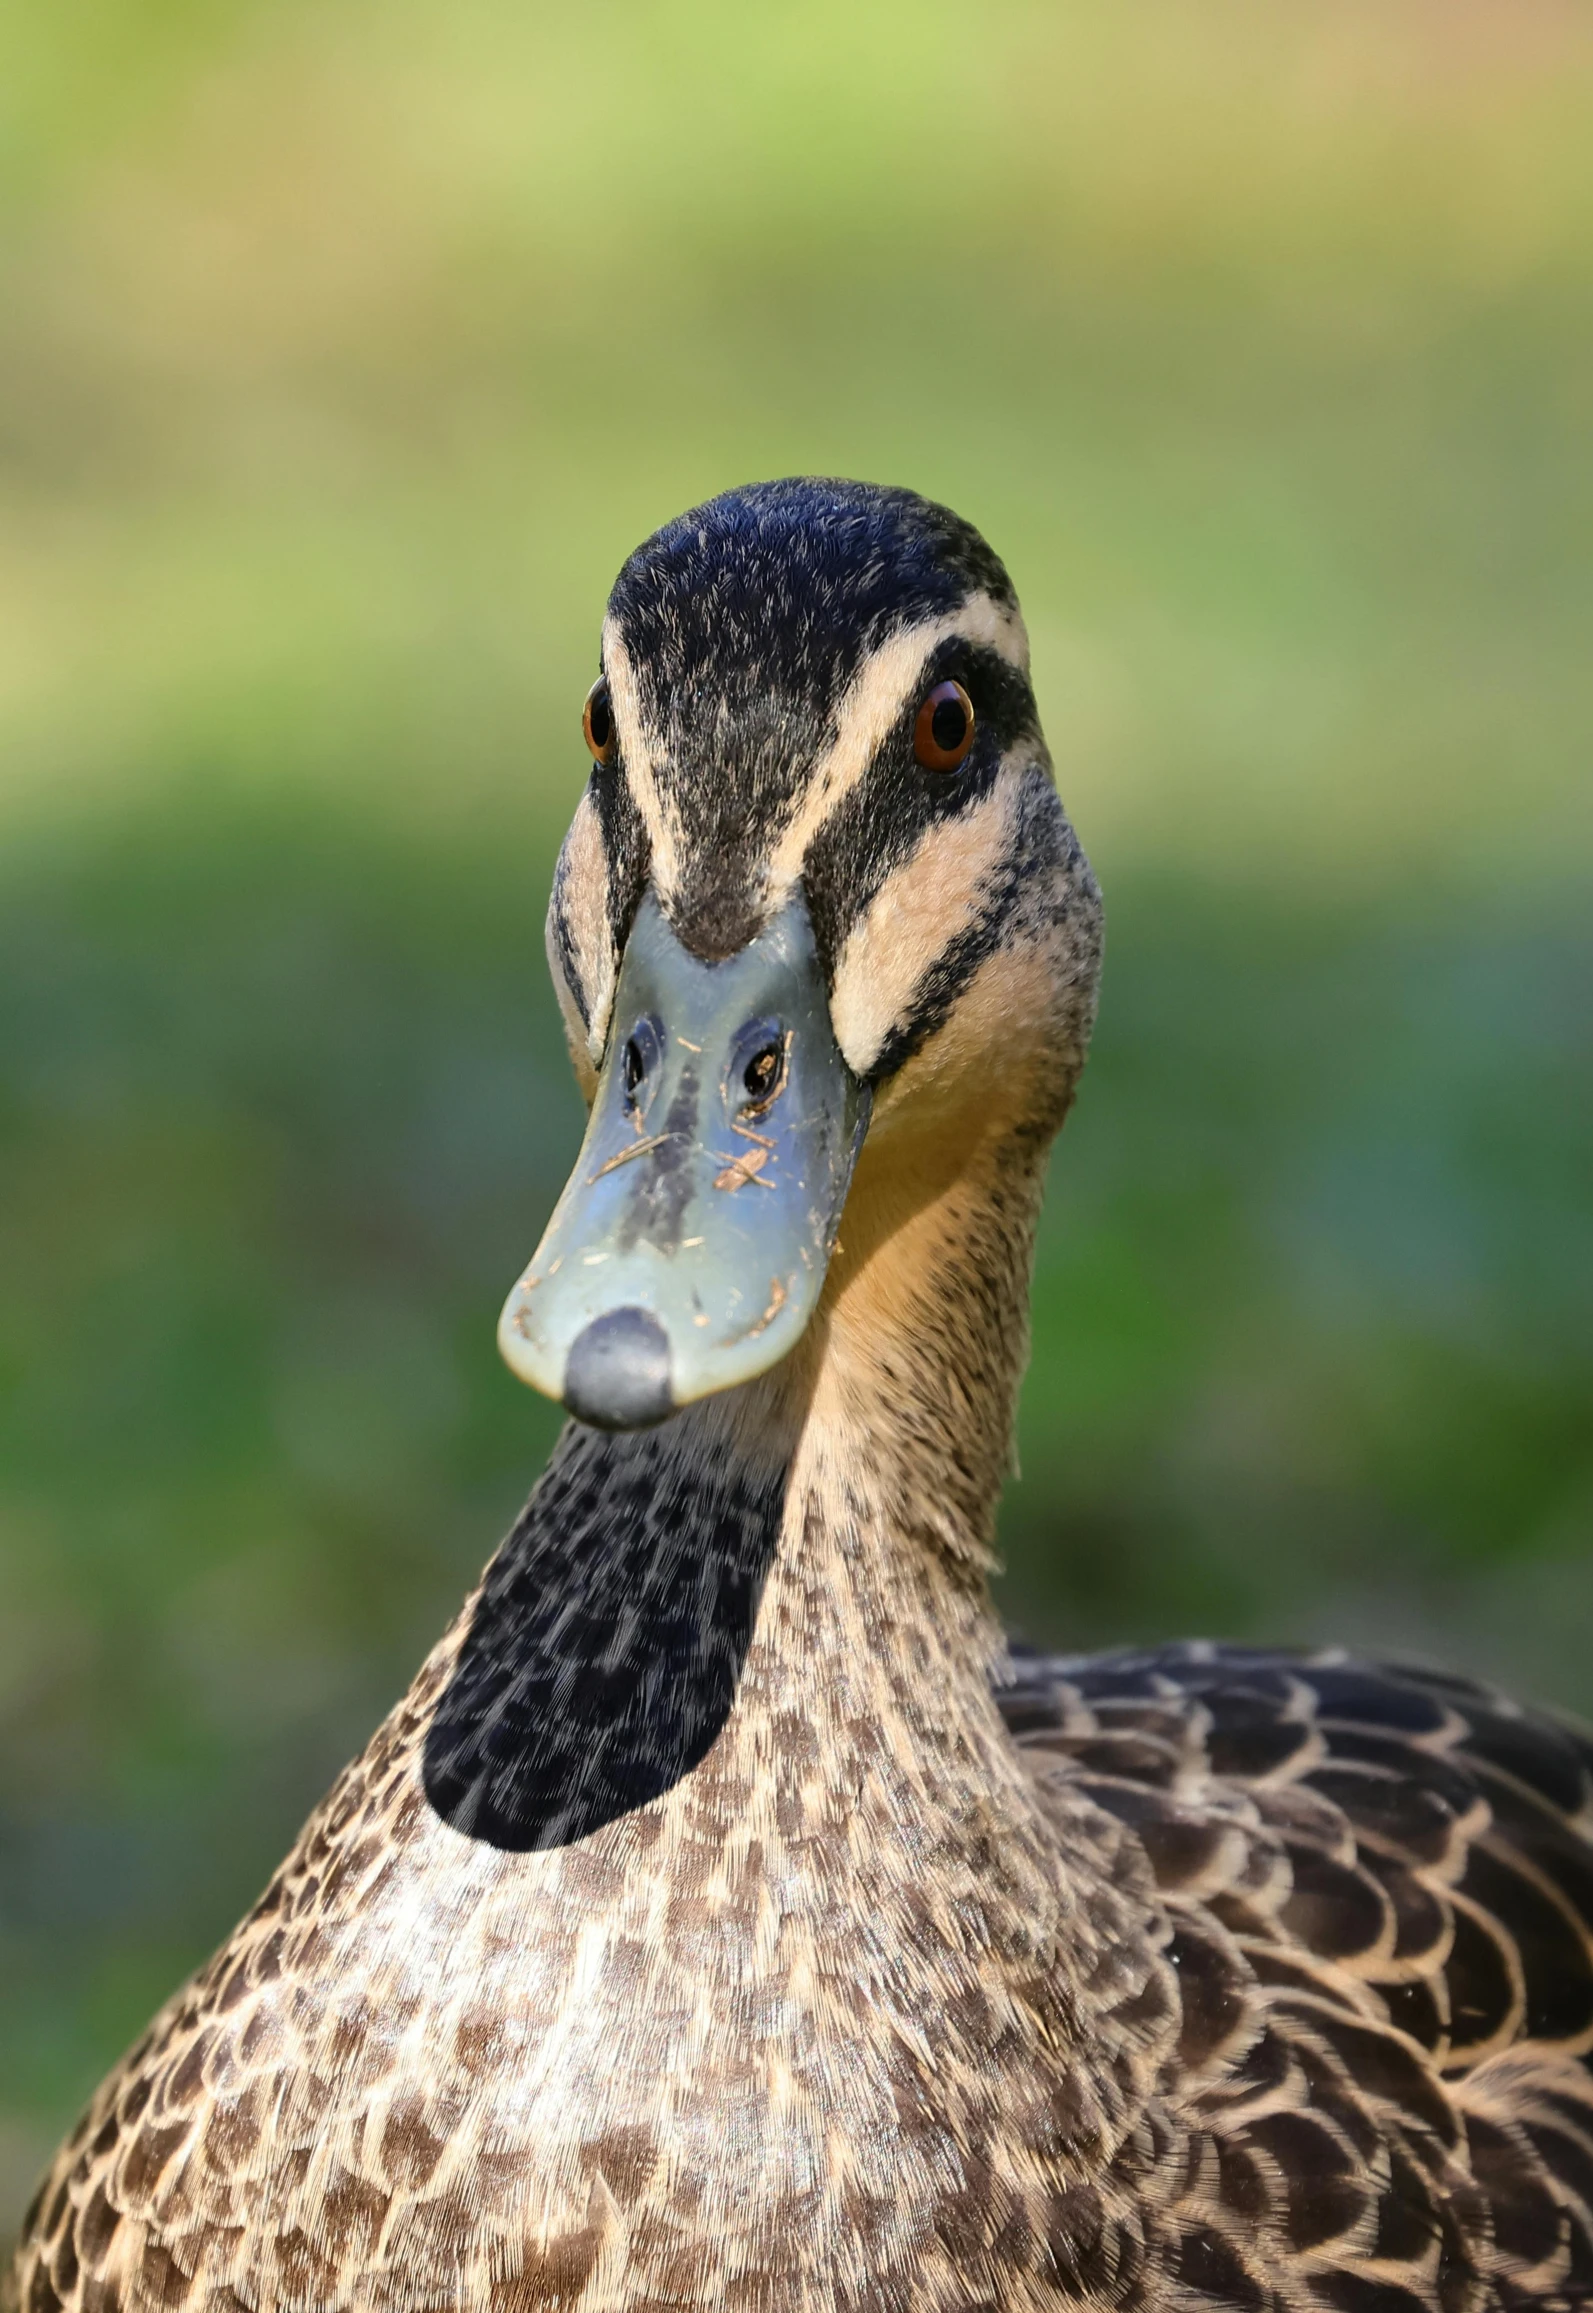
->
<box><xmin>498</xmin><ymin>889</ymin><xmax>869</xmax><ymax>1429</ymax></box>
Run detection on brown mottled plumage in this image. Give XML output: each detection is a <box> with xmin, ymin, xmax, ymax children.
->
<box><xmin>11</xmin><ymin>480</ymin><xmax>1593</xmax><ymax>2312</ymax></box>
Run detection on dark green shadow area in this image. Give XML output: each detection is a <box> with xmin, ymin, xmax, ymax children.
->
<box><xmin>1003</xmin><ymin>882</ymin><xmax>1593</xmax><ymax>1691</ymax></box>
<box><xmin>1</xmin><ymin>791</ymin><xmax>1589</xmax><ymax>2172</ymax></box>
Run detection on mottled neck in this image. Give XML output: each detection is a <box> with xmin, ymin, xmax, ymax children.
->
<box><xmin>809</xmin><ymin>1109</ymin><xmax>1053</xmax><ymax>1579</ymax></box>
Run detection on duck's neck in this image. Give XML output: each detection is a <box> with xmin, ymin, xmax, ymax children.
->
<box><xmin>424</xmin><ymin>1115</ymin><xmax>1051</xmax><ymax>1855</ymax></box>
<box><xmin>803</xmin><ymin>1097</ymin><xmax>1054</xmax><ymax>1589</ymax></box>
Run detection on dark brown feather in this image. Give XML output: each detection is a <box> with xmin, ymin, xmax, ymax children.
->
<box><xmin>1003</xmin><ymin>1641</ymin><xmax>1593</xmax><ymax>2309</ymax></box>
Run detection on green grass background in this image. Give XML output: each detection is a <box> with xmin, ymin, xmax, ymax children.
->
<box><xmin>2</xmin><ymin>0</ymin><xmax>1591</xmax><ymax>2220</ymax></box>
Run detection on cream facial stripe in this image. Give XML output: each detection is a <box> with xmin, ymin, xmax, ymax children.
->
<box><xmin>601</xmin><ymin>616</ymin><xmax>686</xmax><ymax>903</ymax></box>
<box><xmin>828</xmin><ymin>752</ymin><xmax>1031</xmax><ymax>1078</ymax></box>
<box><xmin>764</xmin><ymin>590</ymin><xmax>1029</xmax><ymax>900</ymax></box>
<box><xmin>546</xmin><ymin>790</ymin><xmax>614</xmax><ymax>1080</ymax></box>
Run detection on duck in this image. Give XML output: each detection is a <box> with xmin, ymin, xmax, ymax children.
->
<box><xmin>11</xmin><ymin>476</ymin><xmax>1593</xmax><ymax>2313</ymax></box>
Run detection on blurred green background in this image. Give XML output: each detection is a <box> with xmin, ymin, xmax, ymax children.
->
<box><xmin>2</xmin><ymin>0</ymin><xmax>1591</xmax><ymax>2222</ymax></box>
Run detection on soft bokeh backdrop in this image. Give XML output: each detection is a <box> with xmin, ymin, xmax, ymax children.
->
<box><xmin>3</xmin><ymin>0</ymin><xmax>1591</xmax><ymax>2224</ymax></box>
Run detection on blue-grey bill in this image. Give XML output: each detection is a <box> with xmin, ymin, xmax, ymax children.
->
<box><xmin>498</xmin><ymin>889</ymin><xmax>869</xmax><ymax>1428</ymax></box>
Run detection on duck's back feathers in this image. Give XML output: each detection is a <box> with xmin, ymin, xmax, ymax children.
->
<box><xmin>1002</xmin><ymin>1641</ymin><xmax>1593</xmax><ymax>2310</ymax></box>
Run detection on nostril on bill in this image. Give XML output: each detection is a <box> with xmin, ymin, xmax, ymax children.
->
<box><xmin>621</xmin><ymin>1014</ymin><xmax>665</xmax><ymax>1113</ymax></box>
<box><xmin>563</xmin><ymin>1306</ymin><xmax>674</xmax><ymax>1430</ymax></box>
<box><xmin>732</xmin><ymin>1019</ymin><xmax>791</xmax><ymax>1114</ymax></box>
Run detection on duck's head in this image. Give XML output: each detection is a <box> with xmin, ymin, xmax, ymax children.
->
<box><xmin>499</xmin><ymin>479</ymin><xmax>1101</xmax><ymax>1431</ymax></box>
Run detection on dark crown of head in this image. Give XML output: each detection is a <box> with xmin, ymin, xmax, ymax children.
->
<box><xmin>608</xmin><ymin>479</ymin><xmax>1018</xmax><ymax>715</ymax></box>
<box><xmin>581</xmin><ymin>478</ymin><xmax>1041</xmax><ymax>977</ymax></box>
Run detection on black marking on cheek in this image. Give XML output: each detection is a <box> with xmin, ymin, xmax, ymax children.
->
<box><xmin>549</xmin><ymin>852</ymin><xmax>590</xmax><ymax>1033</ymax></box>
<box><xmin>421</xmin><ymin>1425</ymin><xmax>785</xmax><ymax>1851</ymax></box>
<box><xmin>866</xmin><ymin>892</ymin><xmax>1019</xmax><ymax>1083</ymax></box>
<box><xmin>617</xmin><ymin>1061</ymin><xmax>699</xmax><ymax>1252</ymax></box>
<box><xmin>590</xmin><ymin>757</ymin><xmax>649</xmax><ymax>957</ymax></box>
<box><xmin>549</xmin><ymin>759</ymin><xmax>648</xmax><ymax>1044</ymax></box>
<box><xmin>864</xmin><ymin>777</ymin><xmax>1076</xmax><ymax>1083</ymax></box>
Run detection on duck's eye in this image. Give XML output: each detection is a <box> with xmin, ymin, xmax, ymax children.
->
<box><xmin>913</xmin><ymin>679</ymin><xmax>975</xmax><ymax>773</ymax></box>
<box><xmin>583</xmin><ymin>677</ymin><xmax>617</xmax><ymax>764</ymax></box>
<box><xmin>741</xmin><ymin>1036</ymin><xmax>788</xmax><ymax>1111</ymax></box>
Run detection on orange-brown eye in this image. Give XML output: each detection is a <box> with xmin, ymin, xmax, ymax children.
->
<box><xmin>583</xmin><ymin>677</ymin><xmax>617</xmax><ymax>764</ymax></box>
<box><xmin>913</xmin><ymin>679</ymin><xmax>975</xmax><ymax>773</ymax></box>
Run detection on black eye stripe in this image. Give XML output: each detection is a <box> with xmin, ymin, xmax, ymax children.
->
<box><xmin>801</xmin><ymin>640</ymin><xmax>1041</xmax><ymax>982</ymax></box>
<box><xmin>926</xmin><ymin>641</ymin><xmax>1034</xmax><ymax>739</ymax></box>
<box><xmin>587</xmin><ymin>757</ymin><xmax>650</xmax><ymax>957</ymax></box>
<box><xmin>553</xmin><ymin>614</ymin><xmax>1042</xmax><ymax>1064</ymax></box>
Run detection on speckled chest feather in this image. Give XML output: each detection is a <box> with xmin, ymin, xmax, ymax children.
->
<box><xmin>22</xmin><ymin>1397</ymin><xmax>1593</xmax><ymax>2313</ymax></box>
<box><xmin>12</xmin><ymin>1410</ymin><xmax>1177</xmax><ymax>2313</ymax></box>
